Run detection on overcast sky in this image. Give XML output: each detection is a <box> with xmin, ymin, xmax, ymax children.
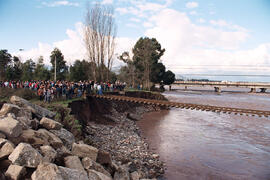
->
<box><xmin>1</xmin><ymin>0</ymin><xmax>270</xmax><ymax>81</ymax></box>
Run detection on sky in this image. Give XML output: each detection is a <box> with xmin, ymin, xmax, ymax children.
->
<box><xmin>1</xmin><ymin>0</ymin><xmax>270</xmax><ymax>82</ymax></box>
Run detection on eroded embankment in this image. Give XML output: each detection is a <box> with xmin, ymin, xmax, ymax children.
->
<box><xmin>68</xmin><ymin>92</ymin><xmax>167</xmax><ymax>178</ymax></box>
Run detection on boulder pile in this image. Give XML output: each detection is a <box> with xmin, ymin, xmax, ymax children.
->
<box><xmin>0</xmin><ymin>96</ymin><xmax>156</xmax><ymax>180</ymax></box>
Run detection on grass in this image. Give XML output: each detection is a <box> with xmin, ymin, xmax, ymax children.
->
<box><xmin>0</xmin><ymin>88</ymin><xmax>85</xmax><ymax>139</ymax></box>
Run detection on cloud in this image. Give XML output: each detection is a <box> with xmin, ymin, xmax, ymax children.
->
<box><xmin>13</xmin><ymin>22</ymin><xmax>135</xmax><ymax>68</ymax></box>
<box><xmin>102</xmin><ymin>0</ymin><xmax>113</xmax><ymax>4</ymax></box>
<box><xmin>210</xmin><ymin>19</ymin><xmax>248</xmax><ymax>31</ymax></box>
<box><xmin>130</xmin><ymin>18</ymin><xmax>141</xmax><ymax>23</ymax></box>
<box><xmin>198</xmin><ymin>18</ymin><xmax>205</xmax><ymax>23</ymax></box>
<box><xmin>186</xmin><ymin>2</ymin><xmax>198</xmax><ymax>9</ymax></box>
<box><xmin>42</xmin><ymin>1</ymin><xmax>79</xmax><ymax>7</ymax></box>
<box><xmin>189</xmin><ymin>11</ymin><xmax>197</xmax><ymax>15</ymax></box>
<box><xmin>143</xmin><ymin>8</ymin><xmax>270</xmax><ymax>79</ymax></box>
<box><xmin>116</xmin><ymin>0</ymin><xmax>172</xmax><ymax>18</ymax></box>
<box><xmin>143</xmin><ymin>22</ymin><xmax>153</xmax><ymax>28</ymax></box>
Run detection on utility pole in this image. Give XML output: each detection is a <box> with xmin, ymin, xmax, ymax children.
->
<box><xmin>54</xmin><ymin>55</ymin><xmax>56</xmax><ymax>81</ymax></box>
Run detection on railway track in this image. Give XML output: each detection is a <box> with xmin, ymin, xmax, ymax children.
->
<box><xmin>91</xmin><ymin>94</ymin><xmax>270</xmax><ymax>118</ymax></box>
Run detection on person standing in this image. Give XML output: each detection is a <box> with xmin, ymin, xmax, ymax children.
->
<box><xmin>97</xmin><ymin>83</ymin><xmax>103</xmax><ymax>95</ymax></box>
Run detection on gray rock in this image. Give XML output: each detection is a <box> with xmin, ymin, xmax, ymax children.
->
<box><xmin>0</xmin><ymin>103</ymin><xmax>21</xmax><ymax>117</ymax></box>
<box><xmin>0</xmin><ymin>116</ymin><xmax>22</xmax><ymax>138</ymax></box>
<box><xmin>31</xmin><ymin>163</ymin><xmax>63</xmax><ymax>180</ymax></box>
<box><xmin>10</xmin><ymin>96</ymin><xmax>56</xmax><ymax>119</ymax></box>
<box><xmin>32</xmin><ymin>163</ymin><xmax>88</xmax><ymax>180</ymax></box>
<box><xmin>0</xmin><ymin>139</ymin><xmax>14</xmax><ymax>159</ymax></box>
<box><xmin>50</xmin><ymin>128</ymin><xmax>75</xmax><ymax>150</ymax></box>
<box><xmin>72</xmin><ymin>143</ymin><xmax>98</xmax><ymax>161</ymax></box>
<box><xmin>40</xmin><ymin>145</ymin><xmax>57</xmax><ymax>163</ymax></box>
<box><xmin>127</xmin><ymin>113</ymin><xmax>141</xmax><ymax>121</ymax></box>
<box><xmin>88</xmin><ymin>169</ymin><xmax>112</xmax><ymax>180</ymax></box>
<box><xmin>0</xmin><ymin>132</ymin><xmax>6</xmax><ymax>139</ymax></box>
<box><xmin>82</xmin><ymin>157</ymin><xmax>111</xmax><ymax>177</ymax></box>
<box><xmin>64</xmin><ymin>156</ymin><xmax>85</xmax><ymax>172</ymax></box>
<box><xmin>8</xmin><ymin>143</ymin><xmax>43</xmax><ymax>168</ymax></box>
<box><xmin>114</xmin><ymin>165</ymin><xmax>130</xmax><ymax>180</ymax></box>
<box><xmin>97</xmin><ymin>150</ymin><xmax>112</xmax><ymax>166</ymax></box>
<box><xmin>8</xmin><ymin>129</ymin><xmax>49</xmax><ymax>148</ymax></box>
<box><xmin>38</xmin><ymin>129</ymin><xmax>63</xmax><ymax>149</ymax></box>
<box><xmin>40</xmin><ymin>117</ymin><xmax>62</xmax><ymax>130</ymax></box>
<box><xmin>58</xmin><ymin>166</ymin><xmax>88</xmax><ymax>180</ymax></box>
<box><xmin>5</xmin><ymin>164</ymin><xmax>26</xmax><ymax>180</ymax></box>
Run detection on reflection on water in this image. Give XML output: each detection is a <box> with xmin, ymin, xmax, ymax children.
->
<box><xmin>137</xmin><ymin>91</ymin><xmax>270</xmax><ymax>180</ymax></box>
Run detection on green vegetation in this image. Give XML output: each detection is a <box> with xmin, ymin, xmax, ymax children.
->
<box><xmin>118</xmin><ymin>37</ymin><xmax>176</xmax><ymax>90</ymax></box>
<box><xmin>0</xmin><ymin>88</ymin><xmax>84</xmax><ymax>139</ymax></box>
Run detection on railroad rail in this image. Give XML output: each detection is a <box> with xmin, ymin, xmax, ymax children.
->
<box><xmin>91</xmin><ymin>94</ymin><xmax>270</xmax><ymax>118</ymax></box>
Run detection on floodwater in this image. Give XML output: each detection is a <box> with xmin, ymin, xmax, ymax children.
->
<box><xmin>137</xmin><ymin>87</ymin><xmax>270</xmax><ymax>180</ymax></box>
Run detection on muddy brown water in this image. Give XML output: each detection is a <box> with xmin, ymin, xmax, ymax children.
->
<box><xmin>137</xmin><ymin>88</ymin><xmax>270</xmax><ymax>180</ymax></box>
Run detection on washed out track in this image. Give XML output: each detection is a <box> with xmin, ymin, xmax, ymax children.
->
<box><xmin>91</xmin><ymin>94</ymin><xmax>270</xmax><ymax>118</ymax></box>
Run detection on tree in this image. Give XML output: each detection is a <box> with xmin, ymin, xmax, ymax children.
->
<box><xmin>118</xmin><ymin>52</ymin><xmax>136</xmax><ymax>87</ymax></box>
<box><xmin>5</xmin><ymin>56</ymin><xmax>23</xmax><ymax>80</ymax></box>
<box><xmin>0</xmin><ymin>50</ymin><xmax>12</xmax><ymax>80</ymax></box>
<box><xmin>150</xmin><ymin>62</ymin><xmax>166</xmax><ymax>84</ymax></box>
<box><xmin>50</xmin><ymin>48</ymin><xmax>68</xmax><ymax>80</ymax></box>
<box><xmin>84</xmin><ymin>3</ymin><xmax>117</xmax><ymax>82</ymax></box>
<box><xmin>132</xmin><ymin>37</ymin><xmax>165</xmax><ymax>89</ymax></box>
<box><xmin>34</xmin><ymin>56</ymin><xmax>51</xmax><ymax>80</ymax></box>
<box><xmin>22</xmin><ymin>59</ymin><xmax>36</xmax><ymax>81</ymax></box>
<box><xmin>70</xmin><ymin>60</ymin><xmax>89</xmax><ymax>81</ymax></box>
<box><xmin>163</xmin><ymin>70</ymin><xmax>175</xmax><ymax>85</ymax></box>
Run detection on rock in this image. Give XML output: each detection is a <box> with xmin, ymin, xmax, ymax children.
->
<box><xmin>10</xmin><ymin>96</ymin><xmax>56</xmax><ymax>119</ymax></box>
<box><xmin>0</xmin><ymin>133</ymin><xmax>5</xmax><ymax>139</ymax></box>
<box><xmin>32</xmin><ymin>164</ymin><xmax>88</xmax><ymax>180</ymax></box>
<box><xmin>17</xmin><ymin>108</ymin><xmax>32</xmax><ymax>120</ymax></box>
<box><xmin>58</xmin><ymin>166</ymin><xmax>88</xmax><ymax>180</ymax></box>
<box><xmin>50</xmin><ymin>128</ymin><xmax>75</xmax><ymax>150</ymax></box>
<box><xmin>0</xmin><ymin>139</ymin><xmax>14</xmax><ymax>160</ymax></box>
<box><xmin>40</xmin><ymin>117</ymin><xmax>62</xmax><ymax>130</ymax></box>
<box><xmin>82</xmin><ymin>157</ymin><xmax>111</xmax><ymax>177</ymax></box>
<box><xmin>126</xmin><ymin>113</ymin><xmax>141</xmax><ymax>121</ymax></box>
<box><xmin>16</xmin><ymin>116</ymin><xmax>31</xmax><ymax>130</ymax></box>
<box><xmin>97</xmin><ymin>150</ymin><xmax>112</xmax><ymax>166</ymax></box>
<box><xmin>8</xmin><ymin>143</ymin><xmax>43</xmax><ymax>168</ymax></box>
<box><xmin>64</xmin><ymin>156</ymin><xmax>85</xmax><ymax>172</ymax></box>
<box><xmin>72</xmin><ymin>143</ymin><xmax>98</xmax><ymax>161</ymax></box>
<box><xmin>5</xmin><ymin>165</ymin><xmax>26</xmax><ymax>180</ymax></box>
<box><xmin>8</xmin><ymin>129</ymin><xmax>49</xmax><ymax>148</ymax></box>
<box><xmin>31</xmin><ymin>163</ymin><xmax>63</xmax><ymax>180</ymax></box>
<box><xmin>38</xmin><ymin>129</ymin><xmax>63</xmax><ymax>149</ymax></box>
<box><xmin>0</xmin><ymin>138</ymin><xmax>8</xmax><ymax>147</ymax></box>
<box><xmin>130</xmin><ymin>171</ymin><xmax>140</xmax><ymax>180</ymax></box>
<box><xmin>114</xmin><ymin>166</ymin><xmax>130</xmax><ymax>180</ymax></box>
<box><xmin>0</xmin><ymin>104</ymin><xmax>21</xmax><ymax>117</ymax></box>
<box><xmin>88</xmin><ymin>169</ymin><xmax>112</xmax><ymax>180</ymax></box>
<box><xmin>0</xmin><ymin>117</ymin><xmax>22</xmax><ymax>138</ymax></box>
<box><xmin>40</xmin><ymin>145</ymin><xmax>57</xmax><ymax>163</ymax></box>
<box><xmin>0</xmin><ymin>172</ymin><xmax>5</xmax><ymax>180</ymax></box>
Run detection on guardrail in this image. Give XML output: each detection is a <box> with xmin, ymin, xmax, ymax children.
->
<box><xmin>174</xmin><ymin>81</ymin><xmax>270</xmax><ymax>87</ymax></box>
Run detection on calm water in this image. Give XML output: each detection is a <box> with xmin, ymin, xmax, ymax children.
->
<box><xmin>138</xmin><ymin>88</ymin><xmax>270</xmax><ymax>180</ymax></box>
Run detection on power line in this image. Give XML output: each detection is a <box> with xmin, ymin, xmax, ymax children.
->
<box><xmin>175</xmin><ymin>67</ymin><xmax>270</xmax><ymax>70</ymax></box>
<box><xmin>181</xmin><ymin>74</ymin><xmax>270</xmax><ymax>77</ymax></box>
<box><xmin>167</xmin><ymin>64</ymin><xmax>270</xmax><ymax>67</ymax></box>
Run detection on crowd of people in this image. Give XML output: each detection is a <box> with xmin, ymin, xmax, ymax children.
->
<box><xmin>0</xmin><ymin>80</ymin><xmax>127</xmax><ymax>103</ymax></box>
